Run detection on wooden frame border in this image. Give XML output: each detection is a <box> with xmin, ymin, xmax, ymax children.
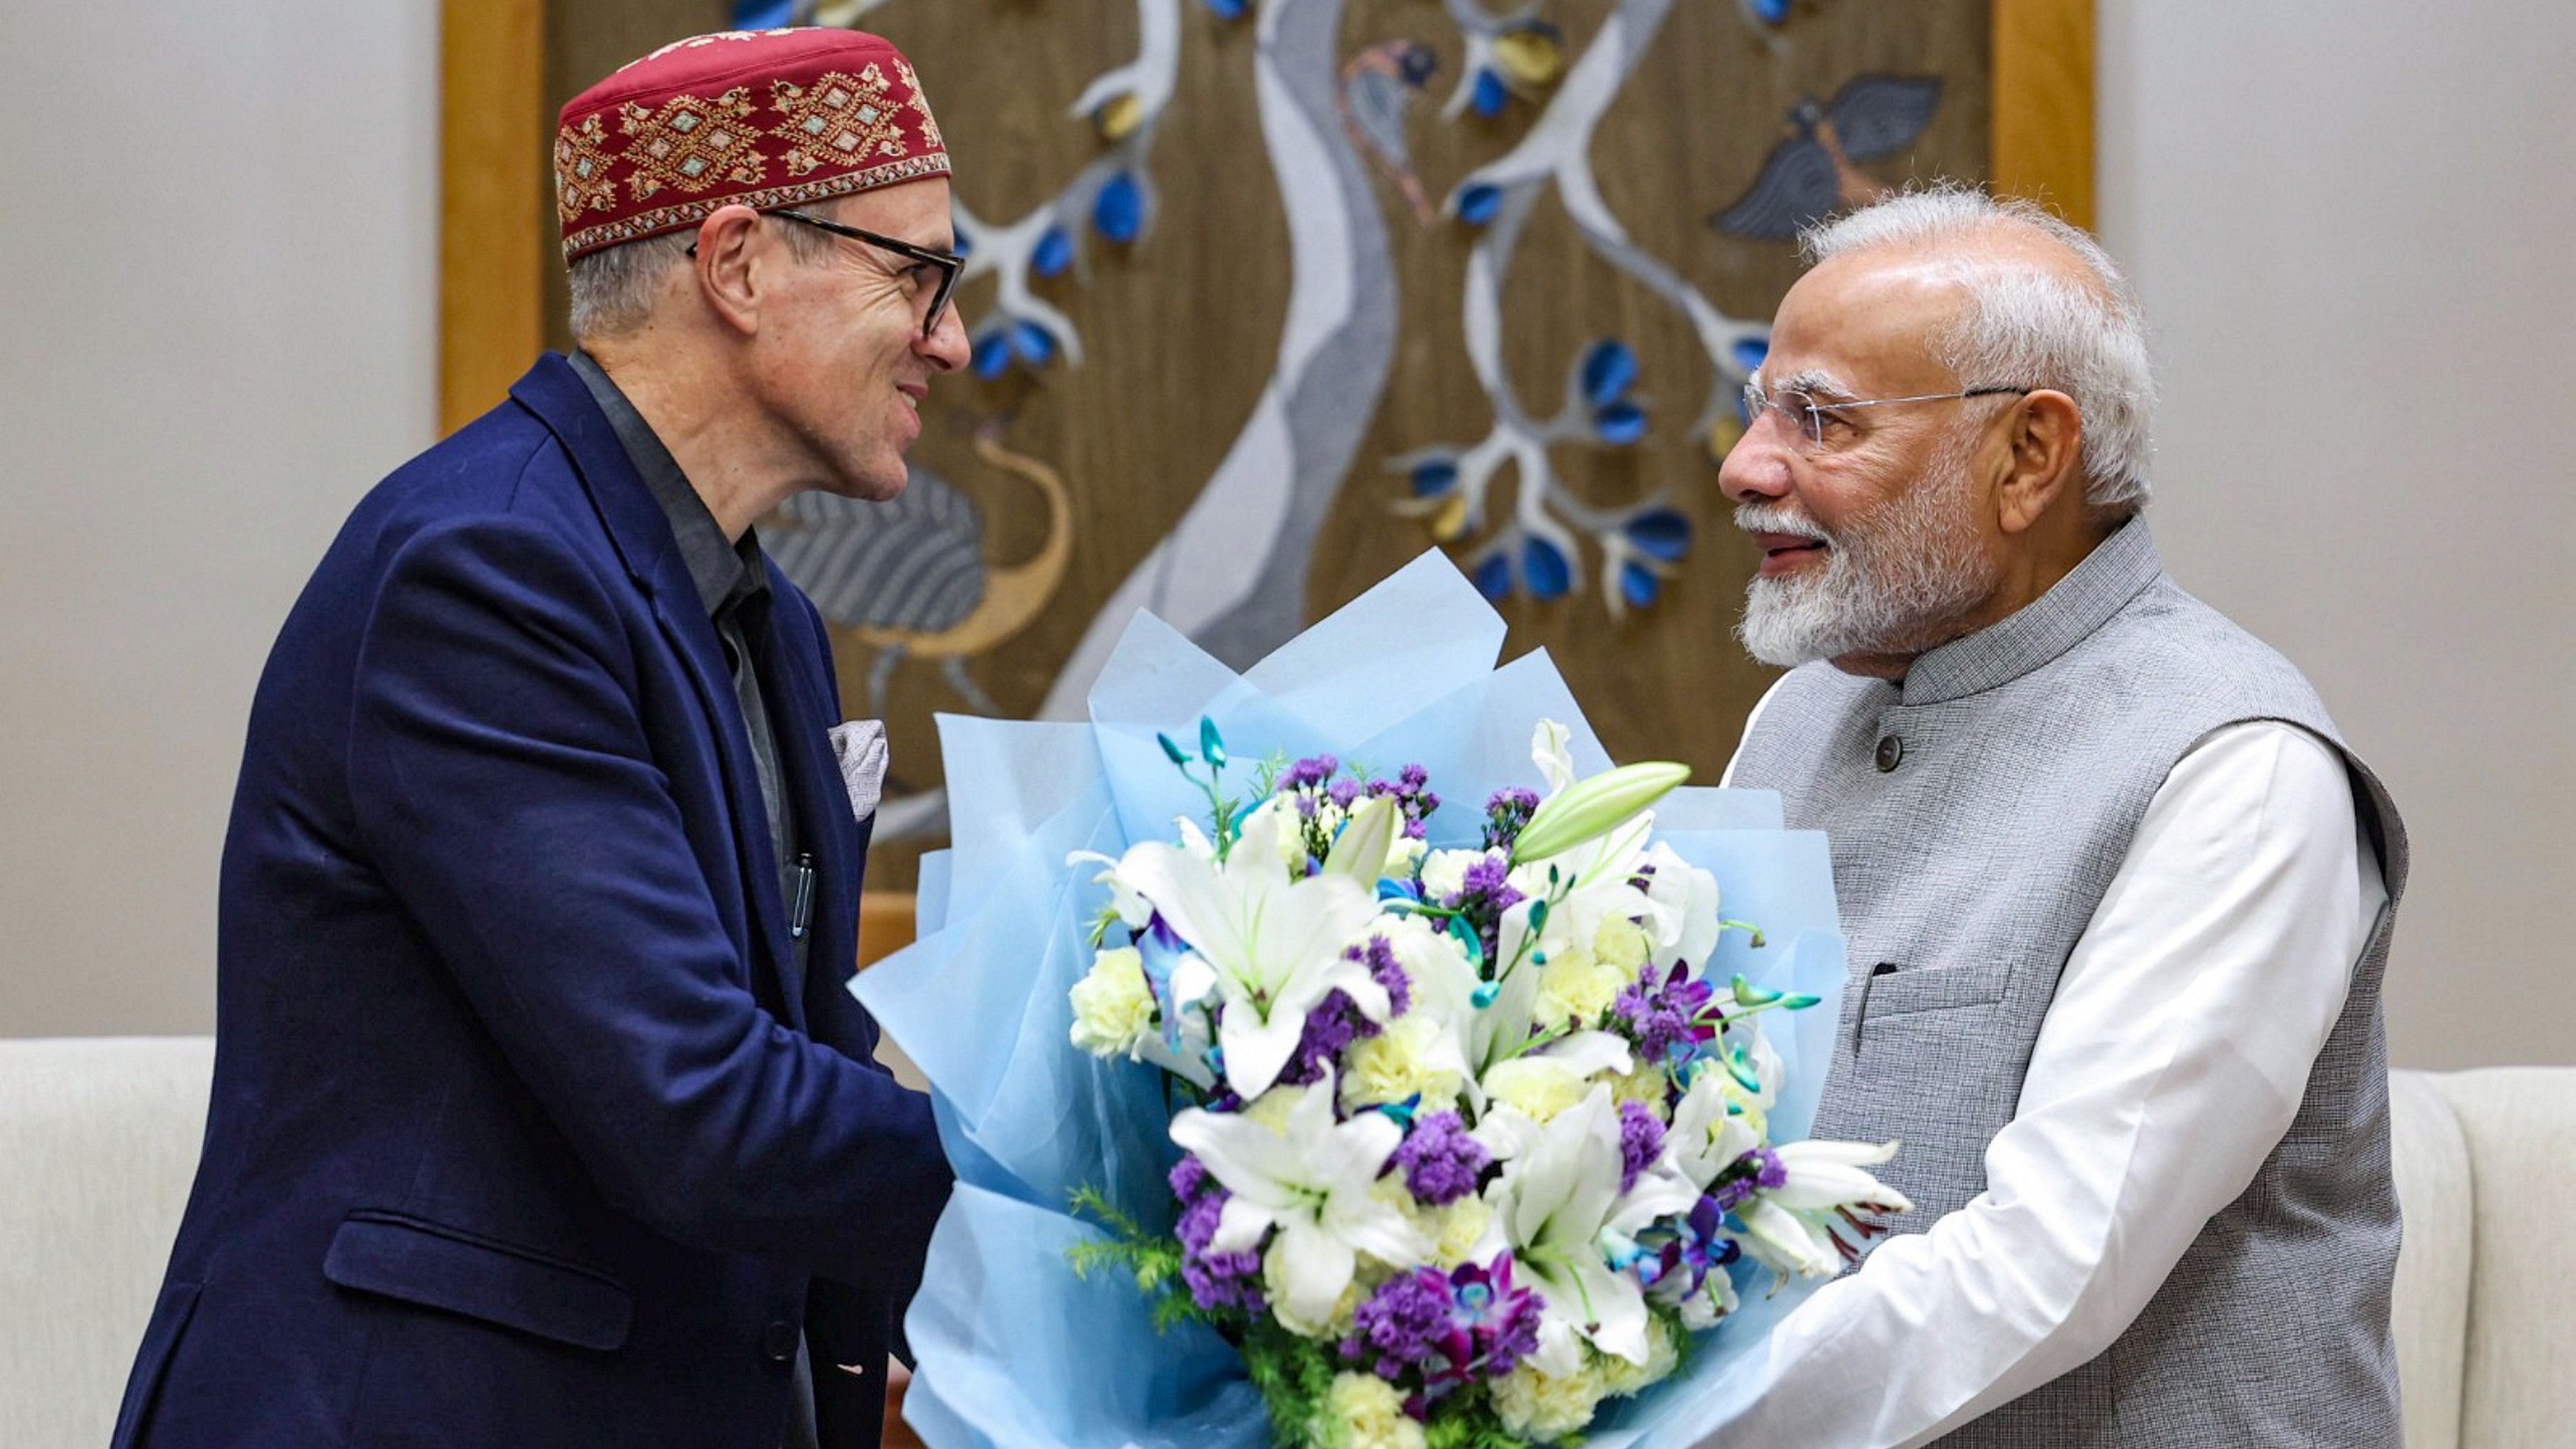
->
<box><xmin>435</xmin><ymin>0</ymin><xmax>2096</xmax><ymax>956</ymax></box>
<box><xmin>1991</xmin><ymin>0</ymin><xmax>2096</xmax><ymax>228</ymax></box>
<box><xmin>438</xmin><ymin>0</ymin><xmax>546</xmax><ymax>435</ymax></box>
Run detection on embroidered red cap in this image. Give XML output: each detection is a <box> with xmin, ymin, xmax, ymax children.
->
<box><xmin>554</xmin><ymin>27</ymin><xmax>949</xmax><ymax>262</ymax></box>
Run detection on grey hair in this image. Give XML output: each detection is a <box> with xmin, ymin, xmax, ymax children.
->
<box><xmin>565</xmin><ymin>204</ymin><xmax>841</xmax><ymax>341</ymax></box>
<box><xmin>1799</xmin><ymin>186</ymin><xmax>2157</xmax><ymax>514</ymax></box>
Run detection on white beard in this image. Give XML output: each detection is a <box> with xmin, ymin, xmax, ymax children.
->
<box><xmin>1735</xmin><ymin>432</ymin><xmax>1998</xmax><ymax>668</ymax></box>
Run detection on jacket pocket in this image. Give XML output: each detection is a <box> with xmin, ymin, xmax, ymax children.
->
<box><xmin>110</xmin><ymin>1279</ymin><xmax>199</xmax><ymax>1449</ymax></box>
<box><xmin>322</xmin><ymin>1209</ymin><xmax>631</xmax><ymax>1351</ymax></box>
<box><xmin>1858</xmin><ymin>959</ymin><xmax>2010</xmax><ymax>1023</ymax></box>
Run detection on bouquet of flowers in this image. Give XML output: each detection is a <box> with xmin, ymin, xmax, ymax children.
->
<box><xmin>855</xmin><ymin>555</ymin><xmax>1900</xmax><ymax>1449</ymax></box>
<box><xmin>1059</xmin><ymin>715</ymin><xmax>1909</xmax><ymax>1447</ymax></box>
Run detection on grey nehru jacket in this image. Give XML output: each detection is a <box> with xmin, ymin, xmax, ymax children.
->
<box><xmin>568</xmin><ymin>351</ymin><xmax>822</xmax><ymax>1449</ymax></box>
<box><xmin>1728</xmin><ymin>520</ymin><xmax>2409</xmax><ymax>1446</ymax></box>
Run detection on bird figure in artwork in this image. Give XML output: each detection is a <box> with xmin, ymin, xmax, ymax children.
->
<box><xmin>1710</xmin><ymin>73</ymin><xmax>1945</xmax><ymax>242</ymax></box>
<box><xmin>762</xmin><ymin>419</ymin><xmax>1075</xmax><ymax>718</ymax></box>
<box><xmin>1340</xmin><ymin>40</ymin><xmax>1443</xmax><ymax>226</ymax></box>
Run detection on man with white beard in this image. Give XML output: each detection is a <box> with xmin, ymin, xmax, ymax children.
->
<box><xmin>1707</xmin><ymin>189</ymin><xmax>2408</xmax><ymax>1447</ymax></box>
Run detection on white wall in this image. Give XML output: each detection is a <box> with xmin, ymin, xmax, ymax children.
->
<box><xmin>2097</xmin><ymin>0</ymin><xmax>2576</xmax><ymax>1068</ymax></box>
<box><xmin>1</xmin><ymin>1</ymin><xmax>2565</xmax><ymax>1070</ymax></box>
<box><xmin>0</xmin><ymin>1</ymin><xmax>440</xmax><ymax>1035</ymax></box>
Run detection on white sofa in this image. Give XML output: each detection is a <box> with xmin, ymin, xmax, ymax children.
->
<box><xmin>3</xmin><ymin>1039</ymin><xmax>2567</xmax><ymax>1447</ymax></box>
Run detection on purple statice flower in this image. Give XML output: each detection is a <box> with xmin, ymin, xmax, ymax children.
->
<box><xmin>1346</xmin><ymin>935</ymin><xmax>1412</xmax><ymax>1017</ymax></box>
<box><xmin>1168</xmin><ymin>1153</ymin><xmax>1209</xmax><ymax>1203</ymax></box>
<box><xmin>1339</xmin><ymin>1269</ymin><xmax>1451</xmax><ymax>1379</ymax></box>
<box><xmin>1710</xmin><ymin>1146</ymin><xmax>1787</xmax><ymax>1213</ymax></box>
<box><xmin>1280</xmin><ymin>754</ymin><xmax>1339</xmax><ymax>793</ymax></box>
<box><xmin>1442</xmin><ymin>853</ymin><xmax>1525</xmax><ymax>966</ymax></box>
<box><xmin>1613</xmin><ymin>960</ymin><xmax>1719</xmax><ymax>1069</ymax></box>
<box><xmin>1617</xmin><ymin>1100</ymin><xmax>1667</xmax><ymax>1192</ymax></box>
<box><xmin>1481</xmin><ymin>786</ymin><xmax>1540</xmax><ymax>852</ymax></box>
<box><xmin>1277</xmin><ymin>988</ymin><xmax>1381</xmax><ymax>1087</ymax></box>
<box><xmin>1175</xmin><ymin>1187</ymin><xmax>1266</xmax><ymax>1314</ymax></box>
<box><xmin>1367</xmin><ymin>763</ymin><xmax>1441</xmax><ymax>839</ymax></box>
<box><xmin>1391</xmin><ymin>1111</ymin><xmax>1491</xmax><ymax>1205</ymax></box>
<box><xmin>1327</xmin><ymin>776</ymin><xmax>1365</xmax><ymax>811</ymax></box>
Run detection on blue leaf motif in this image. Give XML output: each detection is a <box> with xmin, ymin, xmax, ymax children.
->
<box><xmin>1596</xmin><ymin>400</ymin><xmax>1649</xmax><ymax>445</ymax></box>
<box><xmin>1093</xmin><ymin>173</ymin><xmax>1145</xmax><ymax>243</ymax></box>
<box><xmin>971</xmin><ymin>329</ymin><xmax>1013</xmax><ymax>380</ymax></box>
<box><xmin>1733</xmin><ymin>336</ymin><xmax>1771</xmax><ymax>374</ymax></box>
<box><xmin>1580</xmin><ymin>339</ymin><xmax>1638</xmax><ymax>407</ymax></box>
<box><xmin>1472</xmin><ymin>553</ymin><xmax>1513</xmax><ymax>602</ymax></box>
<box><xmin>1523</xmin><ymin>537</ymin><xmax>1572</xmax><ymax>600</ymax></box>
<box><xmin>1472</xmin><ymin>69</ymin><xmax>1508</xmax><ymax>118</ymax></box>
<box><xmin>1202</xmin><ymin>0</ymin><xmax>1250</xmax><ymax>18</ymax></box>
<box><xmin>1625</xmin><ymin>509</ymin><xmax>1692</xmax><ymax>561</ymax></box>
<box><xmin>1622</xmin><ymin>561</ymin><xmax>1662</xmax><ymax>609</ymax></box>
<box><xmin>1032</xmin><ymin>226</ymin><xmax>1074</xmax><ymax>278</ymax></box>
<box><xmin>1410</xmin><ymin>459</ymin><xmax>1459</xmax><ymax>497</ymax></box>
<box><xmin>1457</xmin><ymin>183</ymin><xmax>1503</xmax><ymax>226</ymax></box>
<box><xmin>1011</xmin><ymin>320</ymin><xmax>1057</xmax><ymax>367</ymax></box>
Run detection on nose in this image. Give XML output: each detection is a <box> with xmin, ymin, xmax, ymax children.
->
<box><xmin>917</xmin><ymin>303</ymin><xmax>971</xmax><ymax>373</ymax></box>
<box><xmin>1719</xmin><ymin>412</ymin><xmax>1797</xmax><ymax>506</ymax></box>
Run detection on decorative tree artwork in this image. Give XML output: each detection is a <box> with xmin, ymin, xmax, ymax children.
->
<box><xmin>1711</xmin><ymin>72</ymin><xmax>1945</xmax><ymax>241</ymax></box>
<box><xmin>548</xmin><ymin>0</ymin><xmax>1990</xmax><ymax>879</ymax></box>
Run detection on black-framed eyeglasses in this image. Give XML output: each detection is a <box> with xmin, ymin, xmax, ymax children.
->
<box><xmin>1744</xmin><ymin>379</ymin><xmax>2032</xmax><ymax>453</ymax></box>
<box><xmin>687</xmin><ymin>208</ymin><xmax>963</xmax><ymax>339</ymax></box>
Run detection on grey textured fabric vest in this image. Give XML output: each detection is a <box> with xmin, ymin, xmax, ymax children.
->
<box><xmin>1729</xmin><ymin>520</ymin><xmax>2408</xmax><ymax>1447</ymax></box>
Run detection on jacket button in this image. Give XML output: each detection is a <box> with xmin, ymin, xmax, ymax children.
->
<box><xmin>761</xmin><ymin>1320</ymin><xmax>798</xmax><ymax>1363</ymax></box>
<box><xmin>1875</xmin><ymin>735</ymin><xmax>1903</xmax><ymax>773</ymax></box>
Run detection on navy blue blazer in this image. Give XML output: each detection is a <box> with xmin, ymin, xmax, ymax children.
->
<box><xmin>114</xmin><ymin>354</ymin><xmax>952</xmax><ymax>1448</ymax></box>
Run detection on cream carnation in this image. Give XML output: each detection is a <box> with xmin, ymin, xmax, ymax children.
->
<box><xmin>1327</xmin><ymin>1371</ymin><xmax>1426</xmax><ymax>1449</ymax></box>
<box><xmin>1483</xmin><ymin>1058</ymin><xmax>1591</xmax><ymax>1123</ymax></box>
<box><xmin>1531</xmin><ymin>947</ymin><xmax>1629</xmax><ymax>1030</ymax></box>
<box><xmin>1341</xmin><ymin>1016</ymin><xmax>1461</xmax><ymax>1113</ymax></box>
<box><xmin>1596</xmin><ymin>1316</ymin><xmax>1682</xmax><ymax>1396</ymax></box>
<box><xmin>1489</xmin><ymin>1358</ymin><xmax>1612</xmax><ymax>1441</ymax></box>
<box><xmin>1591</xmin><ymin>914</ymin><xmax>1652</xmax><ymax>973</ymax></box>
<box><xmin>1067</xmin><ymin>948</ymin><xmax>1156</xmax><ymax>1056</ymax></box>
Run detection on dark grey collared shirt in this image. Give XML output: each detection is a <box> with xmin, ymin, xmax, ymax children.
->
<box><xmin>570</xmin><ymin>352</ymin><xmax>822</xmax><ymax>1449</ymax></box>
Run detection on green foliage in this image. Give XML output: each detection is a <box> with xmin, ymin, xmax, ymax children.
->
<box><xmin>1421</xmin><ymin>1393</ymin><xmax>1535</xmax><ymax>1449</ymax></box>
<box><xmin>1652</xmin><ymin>1301</ymin><xmax>1698</xmax><ymax>1377</ymax></box>
<box><xmin>1064</xmin><ymin>1185</ymin><xmax>1200</xmax><ymax>1332</ymax></box>
<box><xmin>1240</xmin><ymin>1320</ymin><xmax>1343</xmax><ymax>1448</ymax></box>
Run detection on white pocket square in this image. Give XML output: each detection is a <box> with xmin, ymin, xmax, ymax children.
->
<box><xmin>827</xmin><ymin>719</ymin><xmax>889</xmax><ymax>822</ymax></box>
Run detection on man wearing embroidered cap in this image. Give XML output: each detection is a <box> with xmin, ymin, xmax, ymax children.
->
<box><xmin>117</xmin><ymin>29</ymin><xmax>965</xmax><ymax>1449</ymax></box>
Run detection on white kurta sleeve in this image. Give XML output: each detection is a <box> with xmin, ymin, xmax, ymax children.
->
<box><xmin>1690</xmin><ymin>719</ymin><xmax>2387</xmax><ymax>1448</ymax></box>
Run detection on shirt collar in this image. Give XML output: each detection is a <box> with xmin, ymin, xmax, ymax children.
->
<box><xmin>569</xmin><ymin>348</ymin><xmax>766</xmax><ymax>620</ymax></box>
<box><xmin>1898</xmin><ymin>516</ymin><xmax>2165</xmax><ymax>707</ymax></box>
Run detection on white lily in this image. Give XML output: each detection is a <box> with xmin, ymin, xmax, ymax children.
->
<box><xmin>1067</xmin><ymin>849</ymin><xmax>1154</xmax><ymax>931</ymax></box>
<box><xmin>1484</xmin><ymin>1086</ymin><xmax>1699</xmax><ymax>1368</ymax></box>
<box><xmin>1767</xmin><ymin>1139</ymin><xmax>1912</xmax><ymax>1213</ymax></box>
<box><xmin>1638</xmin><ymin>840</ymin><xmax>1722</xmax><ymax>971</ymax></box>
<box><xmin>1473</xmin><ymin>1028</ymin><xmax>1636</xmax><ymax>1159</ymax></box>
<box><xmin>1168</xmin><ymin>1069</ymin><xmax>1430</xmax><ymax>1333</ymax></box>
<box><xmin>1117</xmin><ymin>798</ymin><xmax>1388</xmax><ymax>1099</ymax></box>
<box><xmin>1322</xmin><ymin>794</ymin><xmax>1400</xmax><ymax>882</ymax></box>
<box><xmin>1532</xmin><ymin>719</ymin><xmax>1579</xmax><ymax>795</ymax></box>
<box><xmin>1735</xmin><ymin>1139</ymin><xmax>1911</xmax><ymax>1283</ymax></box>
<box><xmin>1667</xmin><ymin>1067</ymin><xmax>1762</xmax><ymax>1191</ymax></box>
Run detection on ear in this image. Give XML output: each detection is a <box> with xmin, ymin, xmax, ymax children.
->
<box><xmin>1992</xmin><ymin>388</ymin><xmax>2084</xmax><ymax>535</ymax></box>
<box><xmin>690</xmin><ymin>204</ymin><xmax>768</xmax><ymax>339</ymax></box>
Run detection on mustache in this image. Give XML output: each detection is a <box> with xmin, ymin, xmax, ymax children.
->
<box><xmin>1733</xmin><ymin>504</ymin><xmax>1833</xmax><ymax>545</ymax></box>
